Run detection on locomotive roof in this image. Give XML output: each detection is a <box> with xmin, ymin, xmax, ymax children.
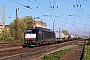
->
<box><xmin>26</xmin><ymin>27</ymin><xmax>54</xmax><ymax>32</ymax></box>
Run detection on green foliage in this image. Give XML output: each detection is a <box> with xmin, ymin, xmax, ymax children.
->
<box><xmin>0</xmin><ymin>29</ymin><xmax>14</xmax><ymax>42</ymax></box>
<box><xmin>27</xmin><ymin>16</ymin><xmax>34</xmax><ymax>28</ymax></box>
<box><xmin>43</xmin><ymin>48</ymin><xmax>72</xmax><ymax>60</ymax></box>
<box><xmin>87</xmin><ymin>38</ymin><xmax>90</xmax><ymax>45</ymax></box>
<box><xmin>84</xmin><ymin>46</ymin><xmax>90</xmax><ymax>60</ymax></box>
<box><xmin>0</xmin><ymin>16</ymin><xmax>34</xmax><ymax>42</ymax></box>
<box><xmin>9</xmin><ymin>22</ymin><xmax>15</xmax><ymax>39</ymax></box>
<box><xmin>8</xmin><ymin>16</ymin><xmax>34</xmax><ymax>41</ymax></box>
<box><xmin>84</xmin><ymin>39</ymin><xmax>90</xmax><ymax>60</ymax></box>
<box><xmin>62</xmin><ymin>30</ymin><xmax>68</xmax><ymax>34</ymax></box>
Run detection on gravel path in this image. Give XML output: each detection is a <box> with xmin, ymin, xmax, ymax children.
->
<box><xmin>60</xmin><ymin>40</ymin><xmax>86</xmax><ymax>60</ymax></box>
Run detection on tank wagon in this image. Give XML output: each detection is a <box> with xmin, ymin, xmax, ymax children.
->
<box><xmin>23</xmin><ymin>27</ymin><xmax>56</xmax><ymax>47</ymax></box>
<box><xmin>71</xmin><ymin>34</ymin><xmax>77</xmax><ymax>39</ymax></box>
<box><xmin>55</xmin><ymin>32</ymin><xmax>71</xmax><ymax>42</ymax></box>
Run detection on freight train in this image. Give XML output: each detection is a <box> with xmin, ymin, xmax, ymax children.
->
<box><xmin>23</xmin><ymin>27</ymin><xmax>79</xmax><ymax>47</ymax></box>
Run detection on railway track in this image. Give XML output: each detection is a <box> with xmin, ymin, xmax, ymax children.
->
<box><xmin>0</xmin><ymin>42</ymin><xmax>23</xmax><ymax>51</ymax></box>
<box><xmin>60</xmin><ymin>40</ymin><xmax>87</xmax><ymax>60</ymax></box>
<box><xmin>0</xmin><ymin>39</ymin><xmax>85</xmax><ymax>60</ymax></box>
<box><xmin>0</xmin><ymin>39</ymin><xmax>77</xmax><ymax>51</ymax></box>
<box><xmin>0</xmin><ymin>42</ymin><xmax>23</xmax><ymax>48</ymax></box>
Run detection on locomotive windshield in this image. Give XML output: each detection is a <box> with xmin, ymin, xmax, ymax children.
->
<box><xmin>25</xmin><ymin>29</ymin><xmax>37</xmax><ymax>34</ymax></box>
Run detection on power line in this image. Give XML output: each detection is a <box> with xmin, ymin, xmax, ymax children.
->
<box><xmin>0</xmin><ymin>3</ymin><xmax>14</xmax><ymax>18</ymax></box>
<box><xmin>10</xmin><ymin>0</ymin><xmax>59</xmax><ymax>23</ymax></box>
<box><xmin>27</xmin><ymin>0</ymin><xmax>71</xmax><ymax>22</ymax></box>
<box><xmin>34</xmin><ymin>0</ymin><xmax>59</xmax><ymax>20</ymax></box>
<box><xmin>33</xmin><ymin>0</ymin><xmax>59</xmax><ymax>16</ymax></box>
<box><xmin>26</xmin><ymin>0</ymin><xmax>39</xmax><ymax>10</ymax></box>
<box><xmin>49</xmin><ymin>0</ymin><xmax>59</xmax><ymax>10</ymax></box>
<box><xmin>19</xmin><ymin>0</ymin><xmax>58</xmax><ymax>21</ymax></box>
<box><xmin>63</xmin><ymin>0</ymin><xmax>87</xmax><ymax>19</ymax></box>
<box><xmin>27</xmin><ymin>0</ymin><xmax>37</xmax><ymax>4</ymax></box>
<box><xmin>0</xmin><ymin>2</ymin><xmax>29</xmax><ymax>16</ymax></box>
<box><xmin>10</xmin><ymin>0</ymin><xmax>44</xmax><ymax>15</ymax></box>
<box><xmin>0</xmin><ymin>0</ymin><xmax>55</xmax><ymax>19</ymax></box>
<box><xmin>0</xmin><ymin>2</ymin><xmax>14</xmax><ymax>9</ymax></box>
<box><xmin>63</xmin><ymin>0</ymin><xmax>73</xmax><ymax>7</ymax></box>
<box><xmin>26</xmin><ymin>0</ymin><xmax>57</xmax><ymax>18</ymax></box>
<box><xmin>10</xmin><ymin>0</ymin><xmax>28</xmax><ymax>8</ymax></box>
<box><xmin>34</xmin><ymin>0</ymin><xmax>49</xmax><ymax>10</ymax></box>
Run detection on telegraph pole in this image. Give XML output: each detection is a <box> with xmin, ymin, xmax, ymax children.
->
<box><xmin>15</xmin><ymin>9</ymin><xmax>18</xmax><ymax>40</ymax></box>
<box><xmin>59</xmin><ymin>28</ymin><xmax>60</xmax><ymax>38</ymax></box>
<box><xmin>53</xmin><ymin>22</ymin><xmax>54</xmax><ymax>31</ymax></box>
<box><xmin>53</xmin><ymin>20</ymin><xmax>55</xmax><ymax>31</ymax></box>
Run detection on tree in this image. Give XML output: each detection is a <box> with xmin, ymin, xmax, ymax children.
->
<box><xmin>27</xmin><ymin>16</ymin><xmax>34</xmax><ymax>28</ymax></box>
<box><xmin>9</xmin><ymin>22</ymin><xmax>15</xmax><ymax>39</ymax></box>
<box><xmin>62</xmin><ymin>30</ymin><xmax>68</xmax><ymax>34</ymax></box>
<box><xmin>0</xmin><ymin>28</ymin><xmax>12</xmax><ymax>42</ymax></box>
<box><xmin>8</xmin><ymin>16</ymin><xmax>34</xmax><ymax>41</ymax></box>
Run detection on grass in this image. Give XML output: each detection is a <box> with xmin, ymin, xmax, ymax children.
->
<box><xmin>87</xmin><ymin>38</ymin><xmax>90</xmax><ymax>45</ymax></box>
<box><xmin>84</xmin><ymin>45</ymin><xmax>90</xmax><ymax>60</ymax></box>
<box><xmin>43</xmin><ymin>48</ymin><xmax>72</xmax><ymax>60</ymax></box>
<box><xmin>84</xmin><ymin>38</ymin><xmax>90</xmax><ymax>60</ymax></box>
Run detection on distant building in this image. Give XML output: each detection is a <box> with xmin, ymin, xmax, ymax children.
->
<box><xmin>34</xmin><ymin>20</ymin><xmax>47</xmax><ymax>28</ymax></box>
<box><xmin>0</xmin><ymin>20</ymin><xmax>47</xmax><ymax>33</ymax></box>
<box><xmin>0</xmin><ymin>25</ymin><xmax>9</xmax><ymax>33</ymax></box>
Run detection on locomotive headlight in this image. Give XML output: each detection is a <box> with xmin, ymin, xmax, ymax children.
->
<box><xmin>25</xmin><ymin>41</ymin><xmax>27</xmax><ymax>43</ymax></box>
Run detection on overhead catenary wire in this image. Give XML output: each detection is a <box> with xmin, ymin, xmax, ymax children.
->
<box><xmin>2</xmin><ymin>1</ymin><xmax>89</xmax><ymax>22</ymax></box>
<box><xmin>10</xmin><ymin>0</ymin><xmax>88</xmax><ymax>20</ymax></box>
<box><xmin>34</xmin><ymin>0</ymin><xmax>63</xmax><ymax>20</ymax></box>
<box><xmin>0</xmin><ymin>4</ymin><xmax>14</xmax><ymax>18</ymax></box>
<box><xmin>26</xmin><ymin>0</ymin><xmax>39</xmax><ymax>10</ymax></box>
<box><xmin>0</xmin><ymin>0</ymin><xmax>56</xmax><ymax>21</ymax></box>
<box><xmin>77</xmin><ymin>0</ymin><xmax>90</xmax><ymax>18</ymax></box>
<box><xmin>63</xmin><ymin>0</ymin><xmax>73</xmax><ymax>7</ymax></box>
<box><xmin>33</xmin><ymin>0</ymin><xmax>64</xmax><ymax>22</ymax></box>
<box><xmin>34</xmin><ymin>0</ymin><xmax>57</xmax><ymax>17</ymax></box>
<box><xmin>10</xmin><ymin>0</ymin><xmax>29</xmax><ymax>8</ymax></box>
<box><xmin>27</xmin><ymin>0</ymin><xmax>37</xmax><ymax>4</ymax></box>
<box><xmin>26</xmin><ymin>0</ymin><xmax>69</xmax><ymax>22</ymax></box>
<box><xmin>0</xmin><ymin>2</ymin><xmax>29</xmax><ymax>17</ymax></box>
<box><xmin>63</xmin><ymin>0</ymin><xmax>80</xmax><ymax>18</ymax></box>
<box><xmin>26</xmin><ymin>0</ymin><xmax>59</xmax><ymax>21</ymax></box>
<box><xmin>63</xmin><ymin>0</ymin><xmax>87</xmax><ymax>19</ymax></box>
<box><xmin>10</xmin><ymin>0</ymin><xmax>44</xmax><ymax>15</ymax></box>
<box><xmin>10</xmin><ymin>0</ymin><xmax>60</xmax><ymax>23</ymax></box>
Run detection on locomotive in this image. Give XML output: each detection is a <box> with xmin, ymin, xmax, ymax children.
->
<box><xmin>23</xmin><ymin>27</ymin><xmax>56</xmax><ymax>47</ymax></box>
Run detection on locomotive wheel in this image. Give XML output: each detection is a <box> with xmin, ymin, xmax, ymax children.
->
<box><xmin>22</xmin><ymin>45</ymin><xmax>26</xmax><ymax>48</ymax></box>
<box><xmin>36</xmin><ymin>43</ymin><xmax>39</xmax><ymax>47</ymax></box>
<box><xmin>50</xmin><ymin>41</ymin><xmax>52</xmax><ymax>45</ymax></box>
<box><xmin>55</xmin><ymin>41</ymin><xmax>57</xmax><ymax>44</ymax></box>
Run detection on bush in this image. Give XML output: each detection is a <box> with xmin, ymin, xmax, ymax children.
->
<box><xmin>84</xmin><ymin>46</ymin><xmax>90</xmax><ymax>60</ymax></box>
<box><xmin>43</xmin><ymin>48</ymin><xmax>72</xmax><ymax>60</ymax></box>
<box><xmin>87</xmin><ymin>38</ymin><xmax>90</xmax><ymax>45</ymax></box>
<box><xmin>0</xmin><ymin>31</ymin><xmax>23</xmax><ymax>43</ymax></box>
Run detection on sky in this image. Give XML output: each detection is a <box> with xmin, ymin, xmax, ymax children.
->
<box><xmin>0</xmin><ymin>0</ymin><xmax>90</xmax><ymax>36</ymax></box>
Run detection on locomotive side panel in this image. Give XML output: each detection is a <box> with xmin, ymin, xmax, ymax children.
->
<box><xmin>42</xmin><ymin>30</ymin><xmax>56</xmax><ymax>44</ymax></box>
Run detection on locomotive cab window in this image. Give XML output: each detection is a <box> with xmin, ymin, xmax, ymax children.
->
<box><xmin>25</xmin><ymin>30</ymin><xmax>37</xmax><ymax>34</ymax></box>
